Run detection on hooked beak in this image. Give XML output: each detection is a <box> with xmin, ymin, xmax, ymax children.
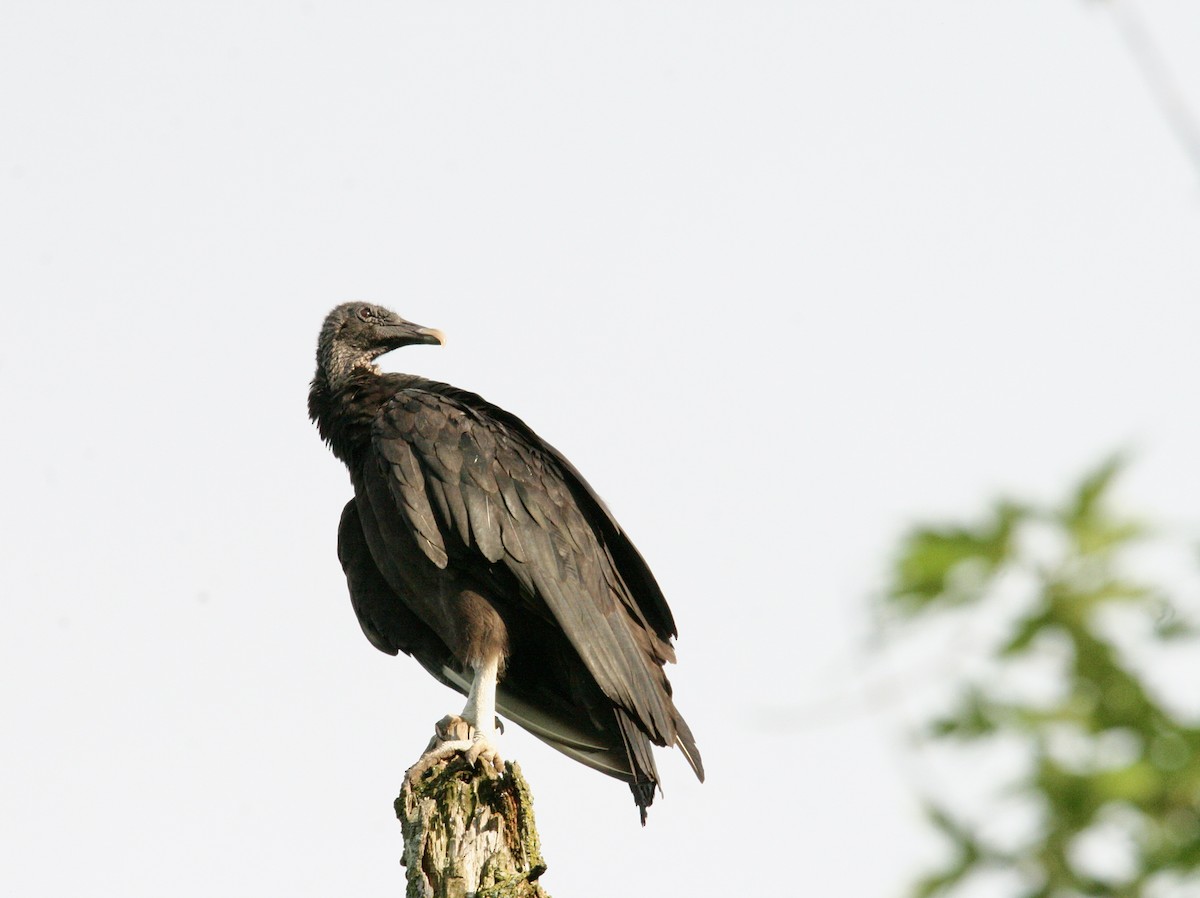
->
<box><xmin>381</xmin><ymin>319</ymin><xmax>446</xmax><ymax>349</ymax></box>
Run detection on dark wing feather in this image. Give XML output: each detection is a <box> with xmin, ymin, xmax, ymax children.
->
<box><xmin>375</xmin><ymin>433</ymin><xmax>448</xmax><ymax>567</ymax></box>
<box><xmin>371</xmin><ymin>388</ymin><xmax>684</xmax><ymax>748</ymax></box>
<box><xmin>432</xmin><ymin>384</ymin><xmax>678</xmax><ymax>642</ymax></box>
<box><xmin>337</xmin><ymin>499</ymin><xmax>455</xmax><ymax>673</ymax></box>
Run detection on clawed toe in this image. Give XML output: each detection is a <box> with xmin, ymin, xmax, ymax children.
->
<box><xmin>464</xmin><ymin>734</ymin><xmax>503</xmax><ymax>770</ymax></box>
<box><xmin>405</xmin><ymin>716</ymin><xmax>504</xmax><ymax>785</ymax></box>
<box><xmin>405</xmin><ymin>739</ymin><xmax>472</xmax><ymax>785</ymax></box>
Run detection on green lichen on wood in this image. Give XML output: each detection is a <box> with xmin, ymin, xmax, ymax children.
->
<box><xmin>396</xmin><ymin>754</ymin><xmax>550</xmax><ymax>898</ymax></box>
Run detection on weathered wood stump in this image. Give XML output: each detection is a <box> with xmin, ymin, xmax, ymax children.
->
<box><xmin>396</xmin><ymin>719</ymin><xmax>550</xmax><ymax>898</ymax></box>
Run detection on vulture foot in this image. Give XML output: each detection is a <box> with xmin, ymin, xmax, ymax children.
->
<box><xmin>404</xmin><ymin>714</ymin><xmax>504</xmax><ymax>785</ymax></box>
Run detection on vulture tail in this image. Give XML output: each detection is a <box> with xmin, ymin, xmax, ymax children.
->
<box><xmin>615</xmin><ymin>708</ymin><xmax>661</xmax><ymax>825</ymax></box>
<box><xmin>674</xmin><ymin>713</ymin><xmax>705</xmax><ymax>782</ymax></box>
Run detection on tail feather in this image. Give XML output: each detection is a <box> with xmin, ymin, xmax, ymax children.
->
<box><xmin>674</xmin><ymin>712</ymin><xmax>705</xmax><ymax>782</ymax></box>
<box><xmin>615</xmin><ymin>708</ymin><xmax>662</xmax><ymax>825</ymax></box>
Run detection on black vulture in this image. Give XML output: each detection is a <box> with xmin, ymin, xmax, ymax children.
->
<box><xmin>308</xmin><ymin>303</ymin><xmax>702</xmax><ymax>822</ymax></box>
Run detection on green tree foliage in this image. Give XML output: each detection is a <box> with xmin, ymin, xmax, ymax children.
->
<box><xmin>882</xmin><ymin>458</ymin><xmax>1200</xmax><ymax>898</ymax></box>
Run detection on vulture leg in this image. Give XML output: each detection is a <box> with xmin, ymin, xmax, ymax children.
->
<box><xmin>404</xmin><ymin>654</ymin><xmax>505</xmax><ymax>784</ymax></box>
<box><xmin>460</xmin><ymin>655</ymin><xmax>500</xmax><ymax>740</ymax></box>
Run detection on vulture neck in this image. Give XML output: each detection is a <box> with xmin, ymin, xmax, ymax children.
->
<box><xmin>309</xmin><ymin>363</ymin><xmax>417</xmax><ymax>468</ymax></box>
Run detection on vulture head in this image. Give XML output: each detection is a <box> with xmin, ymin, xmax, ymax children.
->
<box><xmin>316</xmin><ymin>302</ymin><xmax>445</xmax><ymax>388</ymax></box>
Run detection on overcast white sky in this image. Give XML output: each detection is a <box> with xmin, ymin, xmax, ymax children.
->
<box><xmin>3</xmin><ymin>1</ymin><xmax>1199</xmax><ymax>896</ymax></box>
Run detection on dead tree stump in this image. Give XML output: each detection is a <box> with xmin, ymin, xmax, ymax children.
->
<box><xmin>396</xmin><ymin>725</ymin><xmax>550</xmax><ymax>898</ymax></box>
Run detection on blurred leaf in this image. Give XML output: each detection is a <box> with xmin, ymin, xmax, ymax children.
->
<box><xmin>1092</xmin><ymin>760</ymin><xmax>1163</xmax><ymax>803</ymax></box>
<box><xmin>890</xmin><ymin>501</ymin><xmax>1025</xmax><ymax>612</ymax></box>
<box><xmin>1043</xmin><ymin>579</ymin><xmax>1151</xmax><ymax>633</ymax></box>
<box><xmin>1058</xmin><ymin>453</ymin><xmax>1143</xmax><ymax>556</ymax></box>
<box><xmin>1076</xmin><ymin>519</ymin><xmax>1145</xmax><ymax>556</ymax></box>
<box><xmin>885</xmin><ymin>456</ymin><xmax>1200</xmax><ymax>898</ymax></box>
<box><xmin>1000</xmin><ymin>609</ymin><xmax>1054</xmax><ymax>656</ymax></box>
<box><xmin>927</xmin><ymin>686</ymin><xmax>998</xmax><ymax>739</ymax></box>
<box><xmin>1062</xmin><ymin>453</ymin><xmax>1126</xmax><ymax>529</ymax></box>
<box><xmin>1154</xmin><ymin>617</ymin><xmax>1199</xmax><ymax>640</ymax></box>
<box><xmin>909</xmin><ymin>806</ymin><xmax>982</xmax><ymax>898</ymax></box>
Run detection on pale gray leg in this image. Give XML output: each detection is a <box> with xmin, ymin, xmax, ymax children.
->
<box><xmin>405</xmin><ymin>655</ymin><xmax>504</xmax><ymax>784</ymax></box>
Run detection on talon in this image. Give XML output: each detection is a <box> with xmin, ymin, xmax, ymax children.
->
<box><xmin>405</xmin><ymin>739</ymin><xmax>474</xmax><ymax>785</ymax></box>
<box><xmin>406</xmin><ymin>714</ymin><xmax>504</xmax><ymax>785</ymax></box>
<box><xmin>464</xmin><ymin>733</ymin><xmax>503</xmax><ymax>773</ymax></box>
<box><xmin>465</xmin><ymin>741</ymin><xmax>485</xmax><ymax>766</ymax></box>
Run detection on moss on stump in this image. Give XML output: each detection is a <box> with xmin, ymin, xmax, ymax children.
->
<box><xmin>396</xmin><ymin>754</ymin><xmax>550</xmax><ymax>898</ymax></box>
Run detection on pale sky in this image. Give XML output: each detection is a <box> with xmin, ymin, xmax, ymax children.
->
<box><xmin>2</xmin><ymin>2</ymin><xmax>1199</xmax><ymax>896</ymax></box>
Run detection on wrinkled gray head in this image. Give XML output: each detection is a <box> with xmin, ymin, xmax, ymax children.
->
<box><xmin>315</xmin><ymin>302</ymin><xmax>444</xmax><ymax>387</ymax></box>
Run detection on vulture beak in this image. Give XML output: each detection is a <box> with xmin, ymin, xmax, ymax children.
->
<box><xmin>382</xmin><ymin>319</ymin><xmax>446</xmax><ymax>349</ymax></box>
